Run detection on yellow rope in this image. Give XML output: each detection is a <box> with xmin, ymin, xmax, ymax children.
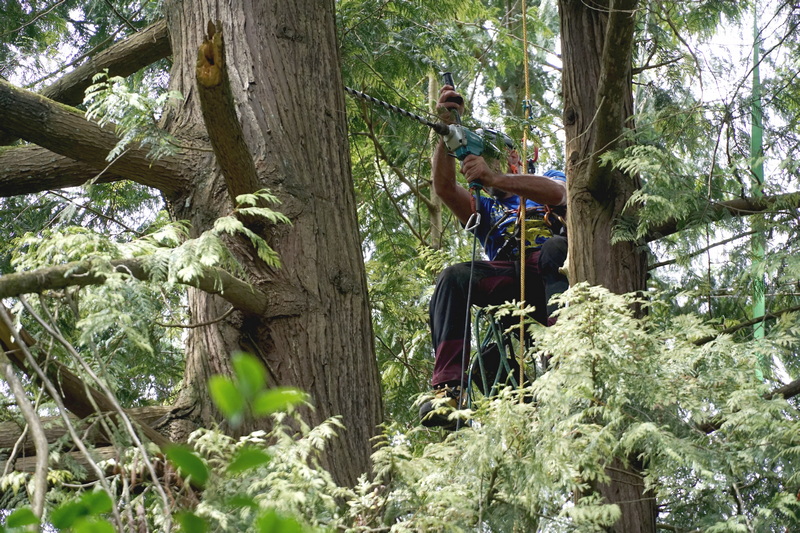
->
<box><xmin>518</xmin><ymin>0</ymin><xmax>532</xmax><ymax>399</ymax></box>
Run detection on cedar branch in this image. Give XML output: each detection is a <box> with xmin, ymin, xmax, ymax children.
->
<box><xmin>0</xmin><ymin>78</ymin><xmax>188</xmax><ymax>196</ymax></box>
<box><xmin>0</xmin><ymin>145</ymin><xmax>125</xmax><ymax>197</ymax></box>
<box><xmin>0</xmin><ymin>20</ymin><xmax>171</xmax><ymax>146</ymax></box>
<box><xmin>0</xmin><ymin>258</ymin><xmax>304</xmax><ymax>318</ymax></box>
<box><xmin>0</xmin><ymin>304</ymin><xmax>171</xmax><ymax>449</ymax></box>
<box><xmin>645</xmin><ymin>192</ymin><xmax>800</xmax><ymax>242</ymax></box>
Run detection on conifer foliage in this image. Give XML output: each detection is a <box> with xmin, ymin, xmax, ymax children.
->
<box><xmin>0</xmin><ymin>0</ymin><xmax>798</xmax><ymax>531</ymax></box>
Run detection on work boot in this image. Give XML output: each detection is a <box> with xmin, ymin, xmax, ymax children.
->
<box><xmin>418</xmin><ymin>384</ymin><xmax>468</xmax><ymax>430</ymax></box>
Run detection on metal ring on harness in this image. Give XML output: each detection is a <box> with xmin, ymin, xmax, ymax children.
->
<box><xmin>465</xmin><ymin>211</ymin><xmax>481</xmax><ymax>231</ymax></box>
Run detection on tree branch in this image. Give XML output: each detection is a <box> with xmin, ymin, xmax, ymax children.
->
<box><xmin>361</xmin><ymin>109</ymin><xmax>436</xmax><ymax>210</ymax></box>
<box><xmin>0</xmin><ymin>20</ymin><xmax>171</xmax><ymax>146</ymax></box>
<box><xmin>0</xmin><ymin>304</ymin><xmax>171</xmax><ymax>449</ymax></box>
<box><xmin>0</xmin><ymin>145</ymin><xmax>126</xmax><ymax>197</ymax></box>
<box><xmin>646</xmin><ymin>192</ymin><xmax>800</xmax><ymax>242</ymax></box>
<box><xmin>0</xmin><ymin>79</ymin><xmax>189</xmax><ymax>196</ymax></box>
<box><xmin>195</xmin><ymin>21</ymin><xmax>261</xmax><ymax>203</ymax></box>
<box><xmin>648</xmin><ymin>230</ymin><xmax>759</xmax><ymax>270</ymax></box>
<box><xmin>0</xmin><ymin>406</ymin><xmax>174</xmax><ymax>455</ymax></box>
<box><xmin>767</xmin><ymin>378</ymin><xmax>800</xmax><ymax>401</ymax></box>
<box><xmin>0</xmin><ymin>257</ymin><xmax>304</xmax><ymax>318</ymax></box>
<box><xmin>691</xmin><ymin>304</ymin><xmax>800</xmax><ymax>347</ymax></box>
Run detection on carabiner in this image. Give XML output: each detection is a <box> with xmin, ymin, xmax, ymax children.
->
<box><xmin>465</xmin><ymin>211</ymin><xmax>481</xmax><ymax>231</ymax></box>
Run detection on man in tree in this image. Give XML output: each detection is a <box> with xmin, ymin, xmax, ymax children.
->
<box><xmin>419</xmin><ymin>85</ymin><xmax>568</xmax><ymax>428</ymax></box>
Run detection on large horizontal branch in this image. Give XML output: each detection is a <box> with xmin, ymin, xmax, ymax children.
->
<box><xmin>645</xmin><ymin>192</ymin><xmax>800</xmax><ymax>242</ymax></box>
<box><xmin>0</xmin><ymin>446</ymin><xmax>119</xmax><ymax>481</ymax></box>
<box><xmin>195</xmin><ymin>22</ymin><xmax>260</xmax><ymax>202</ymax></box>
<box><xmin>0</xmin><ymin>145</ymin><xmax>125</xmax><ymax>197</ymax></box>
<box><xmin>0</xmin><ymin>406</ymin><xmax>174</xmax><ymax>456</ymax></box>
<box><xmin>0</xmin><ymin>20</ymin><xmax>171</xmax><ymax>147</ymax></box>
<box><xmin>692</xmin><ymin>304</ymin><xmax>800</xmax><ymax>347</ymax></box>
<box><xmin>0</xmin><ymin>79</ymin><xmax>189</xmax><ymax>197</ymax></box>
<box><xmin>767</xmin><ymin>378</ymin><xmax>800</xmax><ymax>401</ymax></box>
<box><xmin>0</xmin><ymin>258</ymin><xmax>305</xmax><ymax>318</ymax></box>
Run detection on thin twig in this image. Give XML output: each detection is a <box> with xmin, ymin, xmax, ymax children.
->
<box><xmin>156</xmin><ymin>306</ymin><xmax>234</xmax><ymax>328</ymax></box>
<box><xmin>46</xmin><ymin>190</ymin><xmax>143</xmax><ymax>236</ymax></box>
<box><xmin>0</xmin><ymin>357</ymin><xmax>49</xmax><ymax>516</ymax></box>
<box><xmin>0</xmin><ymin>304</ymin><xmax>125</xmax><ymax>530</ymax></box>
<box><xmin>20</xmin><ymin>296</ymin><xmax>173</xmax><ymax>532</ymax></box>
<box><xmin>648</xmin><ymin>230</ymin><xmax>759</xmax><ymax>270</ymax></box>
<box><xmin>0</xmin><ymin>0</ymin><xmax>70</xmax><ymax>39</ymax></box>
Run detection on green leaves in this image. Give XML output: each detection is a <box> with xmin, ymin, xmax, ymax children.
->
<box><xmin>84</xmin><ymin>71</ymin><xmax>183</xmax><ymax>162</ymax></box>
<box><xmin>165</xmin><ymin>445</ymin><xmax>210</xmax><ymax>488</ymax></box>
<box><xmin>4</xmin><ymin>508</ymin><xmax>38</xmax><ymax>528</ymax></box>
<box><xmin>175</xmin><ymin>512</ymin><xmax>208</xmax><ymax>533</ymax></box>
<box><xmin>256</xmin><ymin>510</ymin><xmax>303</xmax><ymax>533</ymax></box>
<box><xmin>46</xmin><ymin>491</ymin><xmax>115</xmax><ymax>532</ymax></box>
<box><xmin>252</xmin><ymin>388</ymin><xmax>309</xmax><ymax>417</ymax></box>
<box><xmin>209</xmin><ymin>352</ymin><xmax>308</xmax><ymax>428</ymax></box>
<box><xmin>227</xmin><ymin>447</ymin><xmax>272</xmax><ymax>474</ymax></box>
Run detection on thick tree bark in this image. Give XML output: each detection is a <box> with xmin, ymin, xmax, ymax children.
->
<box><xmin>560</xmin><ymin>0</ymin><xmax>655</xmax><ymax>530</ymax></box>
<box><xmin>561</xmin><ymin>0</ymin><xmax>647</xmax><ymax>295</ymax></box>
<box><xmin>159</xmin><ymin>0</ymin><xmax>381</xmax><ymax>485</ymax></box>
<box><xmin>0</xmin><ymin>0</ymin><xmax>381</xmax><ymax>487</ymax></box>
<box><xmin>195</xmin><ymin>22</ymin><xmax>262</xmax><ymax>203</ymax></box>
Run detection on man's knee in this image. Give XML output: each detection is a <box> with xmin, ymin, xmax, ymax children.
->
<box><xmin>539</xmin><ymin>236</ymin><xmax>567</xmax><ymax>273</ymax></box>
<box><xmin>435</xmin><ymin>262</ymin><xmax>473</xmax><ymax>288</ymax></box>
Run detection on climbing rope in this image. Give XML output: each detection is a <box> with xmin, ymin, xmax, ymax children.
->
<box><xmin>517</xmin><ymin>0</ymin><xmax>532</xmax><ymax>397</ymax></box>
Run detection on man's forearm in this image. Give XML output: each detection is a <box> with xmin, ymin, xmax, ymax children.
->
<box><xmin>432</xmin><ymin>140</ymin><xmax>457</xmax><ymax>197</ymax></box>
<box><xmin>488</xmin><ymin>173</ymin><xmax>567</xmax><ymax>206</ymax></box>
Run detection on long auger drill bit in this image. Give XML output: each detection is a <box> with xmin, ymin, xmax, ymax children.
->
<box><xmin>344</xmin><ymin>86</ymin><xmax>450</xmax><ymax>136</ymax></box>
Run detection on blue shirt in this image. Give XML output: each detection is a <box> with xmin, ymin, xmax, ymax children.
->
<box><xmin>472</xmin><ymin>172</ymin><xmax>567</xmax><ymax>261</ymax></box>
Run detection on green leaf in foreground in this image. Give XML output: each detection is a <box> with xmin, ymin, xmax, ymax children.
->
<box><xmin>165</xmin><ymin>445</ymin><xmax>209</xmax><ymax>487</ymax></box>
<box><xmin>232</xmin><ymin>351</ymin><xmax>267</xmax><ymax>399</ymax></box>
<box><xmin>227</xmin><ymin>446</ymin><xmax>272</xmax><ymax>474</ymax></box>
<box><xmin>5</xmin><ymin>508</ymin><xmax>39</xmax><ymax>528</ymax></box>
<box><xmin>252</xmin><ymin>387</ymin><xmax>308</xmax><ymax>416</ymax></box>
<box><xmin>209</xmin><ymin>375</ymin><xmax>245</xmax><ymax>424</ymax></box>
<box><xmin>256</xmin><ymin>510</ymin><xmax>303</xmax><ymax>533</ymax></box>
<box><xmin>175</xmin><ymin>511</ymin><xmax>208</xmax><ymax>533</ymax></box>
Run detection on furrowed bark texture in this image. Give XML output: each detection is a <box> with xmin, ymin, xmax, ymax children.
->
<box><xmin>195</xmin><ymin>22</ymin><xmax>261</xmax><ymax>202</ymax></box>
<box><xmin>162</xmin><ymin>0</ymin><xmax>381</xmax><ymax>484</ymax></box>
<box><xmin>560</xmin><ymin>0</ymin><xmax>655</xmax><ymax>530</ymax></box>
<box><xmin>560</xmin><ymin>0</ymin><xmax>647</xmax><ymax>295</ymax></box>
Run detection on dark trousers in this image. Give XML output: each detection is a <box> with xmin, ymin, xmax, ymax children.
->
<box><xmin>429</xmin><ymin>236</ymin><xmax>568</xmax><ymax>387</ymax></box>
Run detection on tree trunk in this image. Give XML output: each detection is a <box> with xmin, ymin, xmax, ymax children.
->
<box><xmin>559</xmin><ymin>0</ymin><xmax>654</xmax><ymax>530</ymax></box>
<box><xmin>156</xmin><ymin>0</ymin><xmax>381</xmax><ymax>485</ymax></box>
